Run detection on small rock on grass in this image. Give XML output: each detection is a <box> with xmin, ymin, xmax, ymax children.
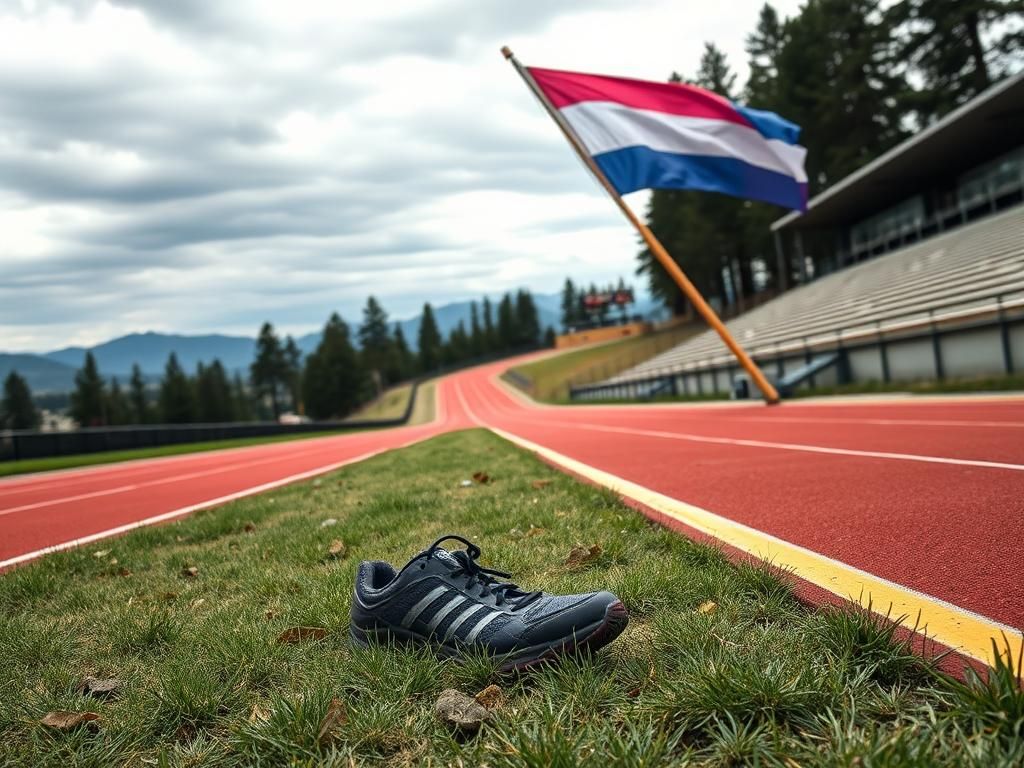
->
<box><xmin>181</xmin><ymin>566</ymin><xmax>199</xmax><ymax>579</ymax></box>
<box><xmin>320</xmin><ymin>518</ymin><xmax>338</xmax><ymax>528</ymax></box>
<box><xmin>40</xmin><ymin>711</ymin><xmax>100</xmax><ymax>731</ymax></box>
<box><xmin>78</xmin><ymin>677</ymin><xmax>121</xmax><ymax>699</ymax></box>
<box><xmin>435</xmin><ymin>689</ymin><xmax>490</xmax><ymax>733</ymax></box>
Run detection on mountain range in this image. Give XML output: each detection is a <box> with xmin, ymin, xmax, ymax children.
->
<box><xmin>2</xmin><ymin>293</ymin><xmax>663</xmax><ymax>394</ymax></box>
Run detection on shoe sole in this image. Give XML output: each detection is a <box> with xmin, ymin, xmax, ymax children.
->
<box><xmin>350</xmin><ymin>600</ymin><xmax>629</xmax><ymax>673</ymax></box>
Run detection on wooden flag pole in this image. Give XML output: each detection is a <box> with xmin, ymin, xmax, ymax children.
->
<box><xmin>501</xmin><ymin>46</ymin><xmax>781</xmax><ymax>404</ymax></box>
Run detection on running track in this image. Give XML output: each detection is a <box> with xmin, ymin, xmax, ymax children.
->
<box><xmin>2</xmin><ymin>355</ymin><xmax>1022</xmax><ymax>663</ymax></box>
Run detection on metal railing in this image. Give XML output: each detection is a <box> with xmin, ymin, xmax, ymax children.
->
<box><xmin>571</xmin><ymin>291</ymin><xmax>1024</xmax><ymax>401</ymax></box>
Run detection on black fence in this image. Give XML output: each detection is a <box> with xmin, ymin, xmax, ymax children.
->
<box><xmin>0</xmin><ymin>380</ymin><xmax>420</xmax><ymax>463</ymax></box>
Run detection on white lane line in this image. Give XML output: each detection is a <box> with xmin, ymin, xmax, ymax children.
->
<box><xmin>0</xmin><ymin>428</ymin><xmax>378</xmax><ymax>492</ymax></box>
<box><xmin>0</xmin><ymin>432</ymin><xmax>438</xmax><ymax>570</ymax></box>
<box><xmin>532</xmin><ymin>420</ymin><xmax>1024</xmax><ymax>472</ymax></box>
<box><xmin>0</xmin><ymin>443</ymin><xmax>341</xmax><ymax>517</ymax></box>
<box><xmin>737</xmin><ymin>416</ymin><xmax>1024</xmax><ymax>429</ymax></box>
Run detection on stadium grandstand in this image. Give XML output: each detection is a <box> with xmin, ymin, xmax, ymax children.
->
<box><xmin>572</xmin><ymin>72</ymin><xmax>1024</xmax><ymax>401</ymax></box>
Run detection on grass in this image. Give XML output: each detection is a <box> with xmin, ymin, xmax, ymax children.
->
<box><xmin>346</xmin><ymin>383</ymin><xmax>414</xmax><ymax>421</ymax></box>
<box><xmin>1</xmin><ymin>428</ymin><xmax>1022</xmax><ymax>766</ymax></box>
<box><xmin>508</xmin><ymin>324</ymin><xmax>700</xmax><ymax>402</ymax></box>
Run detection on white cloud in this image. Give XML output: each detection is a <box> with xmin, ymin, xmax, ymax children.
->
<box><xmin>0</xmin><ymin>0</ymin><xmax>803</xmax><ymax>351</ymax></box>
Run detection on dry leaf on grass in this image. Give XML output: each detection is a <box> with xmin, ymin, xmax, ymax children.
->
<box><xmin>474</xmin><ymin>684</ymin><xmax>504</xmax><ymax>710</ymax></box>
<box><xmin>117</xmin><ymin>567</ymin><xmax>132</xmax><ymax>577</ymax></box>
<box><xmin>248</xmin><ymin>702</ymin><xmax>271</xmax><ymax>724</ymax></box>
<box><xmin>78</xmin><ymin>677</ymin><xmax>121</xmax><ymax>699</ymax></box>
<box><xmin>327</xmin><ymin>539</ymin><xmax>346</xmax><ymax>558</ymax></box>
<box><xmin>697</xmin><ymin>601</ymin><xmax>717</xmax><ymax>614</ymax></box>
<box><xmin>316</xmin><ymin>697</ymin><xmax>349</xmax><ymax>744</ymax></box>
<box><xmin>243</xmin><ymin>522</ymin><xmax>256</xmax><ymax>533</ymax></box>
<box><xmin>92</xmin><ymin>550</ymin><xmax>110</xmax><ymax>559</ymax></box>
<box><xmin>525</xmin><ymin>526</ymin><xmax>545</xmax><ymax>538</ymax></box>
<box><xmin>276</xmin><ymin>626</ymin><xmax>328</xmax><ymax>644</ymax></box>
<box><xmin>434</xmin><ymin>689</ymin><xmax>490</xmax><ymax>733</ymax></box>
<box><xmin>40</xmin><ymin>711</ymin><xmax>100</xmax><ymax>731</ymax></box>
<box><xmin>471</xmin><ymin>471</ymin><xmax>491</xmax><ymax>484</ymax></box>
<box><xmin>531</xmin><ymin>479</ymin><xmax>553</xmax><ymax>489</ymax></box>
<box><xmin>565</xmin><ymin>544</ymin><xmax>602</xmax><ymax>567</ymax></box>
<box><xmin>181</xmin><ymin>566</ymin><xmax>198</xmax><ymax>579</ymax></box>
<box><xmin>264</xmin><ymin>609</ymin><xmax>279</xmax><ymax>620</ymax></box>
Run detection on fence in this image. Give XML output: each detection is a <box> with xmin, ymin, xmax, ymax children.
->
<box><xmin>0</xmin><ymin>380</ymin><xmax>422</xmax><ymax>463</ymax></box>
<box><xmin>570</xmin><ymin>293</ymin><xmax>1024</xmax><ymax>401</ymax></box>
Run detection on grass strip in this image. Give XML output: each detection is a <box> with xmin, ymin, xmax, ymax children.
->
<box><xmin>509</xmin><ymin>324</ymin><xmax>700</xmax><ymax>402</ymax></box>
<box><xmin>1</xmin><ymin>429</ymin><xmax>1021</xmax><ymax>766</ymax></box>
<box><xmin>345</xmin><ymin>383</ymin><xmax>415</xmax><ymax>421</ymax></box>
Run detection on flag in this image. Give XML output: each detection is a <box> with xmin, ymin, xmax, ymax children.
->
<box><xmin>528</xmin><ymin>67</ymin><xmax>808</xmax><ymax>211</ymax></box>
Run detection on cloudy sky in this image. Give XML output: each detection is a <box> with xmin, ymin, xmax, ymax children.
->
<box><xmin>1</xmin><ymin>0</ymin><xmax>802</xmax><ymax>352</ymax></box>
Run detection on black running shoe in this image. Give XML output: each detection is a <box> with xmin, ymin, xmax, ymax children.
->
<box><xmin>350</xmin><ymin>534</ymin><xmax>628</xmax><ymax>671</ymax></box>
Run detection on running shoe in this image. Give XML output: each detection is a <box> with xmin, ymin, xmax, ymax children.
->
<box><xmin>350</xmin><ymin>534</ymin><xmax>628</xmax><ymax>671</ymax></box>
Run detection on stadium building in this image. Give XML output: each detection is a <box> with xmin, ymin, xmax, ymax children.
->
<box><xmin>573</xmin><ymin>72</ymin><xmax>1024</xmax><ymax>401</ymax></box>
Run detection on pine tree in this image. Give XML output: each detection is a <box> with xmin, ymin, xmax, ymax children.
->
<box><xmin>693</xmin><ymin>41</ymin><xmax>737</xmax><ymax>97</ymax></box>
<box><xmin>469</xmin><ymin>301</ymin><xmax>484</xmax><ymax>356</ymax></box>
<box><xmin>303</xmin><ymin>313</ymin><xmax>366</xmax><ymax>419</ymax></box>
<box><xmin>417</xmin><ymin>303</ymin><xmax>443</xmax><ymax>371</ymax></box>
<box><xmin>283</xmin><ymin>336</ymin><xmax>302</xmax><ymax>412</ymax></box>
<box><xmin>129</xmin><ymin>364</ymin><xmax>150</xmax><ymax>424</ymax></box>
<box><xmin>196</xmin><ymin>359</ymin><xmax>235</xmax><ymax>422</ymax></box>
<box><xmin>560</xmin><ymin>278</ymin><xmax>579</xmax><ymax>331</ymax></box>
<box><xmin>775</xmin><ymin>0</ymin><xmax>908</xmax><ymax>189</ymax></box>
<box><xmin>159</xmin><ymin>353</ymin><xmax>197</xmax><ymax>424</ymax></box>
<box><xmin>496</xmin><ymin>293</ymin><xmax>517</xmax><ymax>349</ymax></box>
<box><xmin>358</xmin><ymin>296</ymin><xmax>395</xmax><ymax>388</ymax></box>
<box><xmin>1</xmin><ymin>371</ymin><xmax>39</xmax><ymax>430</ymax></box>
<box><xmin>250</xmin><ymin>322</ymin><xmax>286</xmax><ymax>418</ymax></box>
<box><xmin>543</xmin><ymin>326</ymin><xmax>557</xmax><ymax>348</ymax></box>
<box><xmin>70</xmin><ymin>352</ymin><xmax>106</xmax><ymax>427</ymax></box>
<box><xmin>745</xmin><ymin>3</ymin><xmax>785</xmax><ymax>105</ymax></box>
<box><xmin>482</xmin><ymin>296</ymin><xmax>497</xmax><ymax>352</ymax></box>
<box><xmin>889</xmin><ymin>0</ymin><xmax>1022</xmax><ymax>123</ymax></box>
<box><xmin>393</xmin><ymin>325</ymin><xmax>415</xmax><ymax>380</ymax></box>
<box><xmin>106</xmin><ymin>377</ymin><xmax>131</xmax><ymax>425</ymax></box>
<box><xmin>232</xmin><ymin>373</ymin><xmax>254</xmax><ymax>421</ymax></box>
<box><xmin>515</xmin><ymin>289</ymin><xmax>541</xmax><ymax>346</ymax></box>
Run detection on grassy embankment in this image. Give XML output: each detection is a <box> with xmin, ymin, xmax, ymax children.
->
<box><xmin>507</xmin><ymin>324</ymin><xmax>701</xmax><ymax>402</ymax></box>
<box><xmin>0</xmin><ymin>382</ymin><xmax>436</xmax><ymax>479</ymax></box>
<box><xmin>1</xmin><ymin>428</ymin><xmax>1020</xmax><ymax>766</ymax></box>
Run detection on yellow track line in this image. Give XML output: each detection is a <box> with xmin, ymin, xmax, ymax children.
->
<box><xmin>488</xmin><ymin>423</ymin><xmax>1023</xmax><ymax>669</ymax></box>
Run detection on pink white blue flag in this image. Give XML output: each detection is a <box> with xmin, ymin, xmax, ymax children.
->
<box><xmin>529</xmin><ymin>67</ymin><xmax>808</xmax><ymax>211</ymax></box>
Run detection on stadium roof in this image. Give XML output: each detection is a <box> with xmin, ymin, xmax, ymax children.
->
<box><xmin>772</xmin><ymin>72</ymin><xmax>1024</xmax><ymax>232</ymax></box>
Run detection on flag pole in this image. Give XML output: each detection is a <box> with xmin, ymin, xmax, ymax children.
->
<box><xmin>501</xmin><ymin>46</ymin><xmax>781</xmax><ymax>405</ymax></box>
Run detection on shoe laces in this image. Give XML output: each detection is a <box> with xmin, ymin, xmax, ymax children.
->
<box><xmin>425</xmin><ymin>535</ymin><xmax>541</xmax><ymax>610</ymax></box>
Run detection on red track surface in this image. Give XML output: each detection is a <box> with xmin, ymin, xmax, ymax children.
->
<box><xmin>2</xmin><ymin>355</ymin><xmax>1023</xmax><ymax>635</ymax></box>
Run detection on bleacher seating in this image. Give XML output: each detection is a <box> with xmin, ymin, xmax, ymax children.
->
<box><xmin>602</xmin><ymin>205</ymin><xmax>1024</xmax><ymax>384</ymax></box>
